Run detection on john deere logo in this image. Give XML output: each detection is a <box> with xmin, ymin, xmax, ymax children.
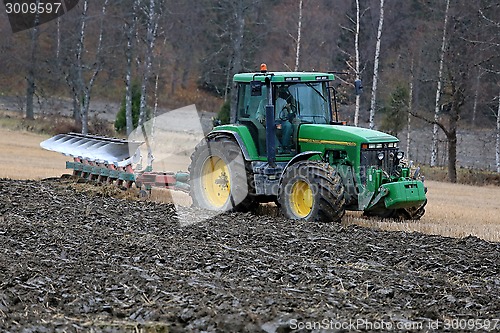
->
<box><xmin>4</xmin><ymin>0</ymin><xmax>79</xmax><ymax>33</ymax></box>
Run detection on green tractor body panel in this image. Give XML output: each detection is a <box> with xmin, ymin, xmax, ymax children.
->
<box><xmin>297</xmin><ymin>124</ymin><xmax>398</xmax><ymax>167</ymax></box>
<box><xmin>296</xmin><ymin>124</ymin><xmax>425</xmax><ymax>212</ymax></box>
<box><xmin>211</xmin><ymin>124</ymin><xmax>261</xmax><ymax>160</ymax></box>
<box><xmin>299</xmin><ymin>124</ymin><xmax>397</xmax><ymax>144</ymax></box>
<box><xmin>382</xmin><ymin>181</ymin><xmax>427</xmax><ymax>209</ymax></box>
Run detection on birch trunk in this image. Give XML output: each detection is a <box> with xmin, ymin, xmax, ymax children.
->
<box><xmin>369</xmin><ymin>0</ymin><xmax>385</xmax><ymax>130</ymax></box>
<box><xmin>496</xmin><ymin>93</ymin><xmax>500</xmax><ymax>173</ymax></box>
<box><xmin>472</xmin><ymin>68</ymin><xmax>483</xmax><ymax>126</ymax></box>
<box><xmin>26</xmin><ymin>1</ymin><xmax>41</xmax><ymax>120</ymax></box>
<box><xmin>80</xmin><ymin>0</ymin><xmax>109</xmax><ymax>134</ymax></box>
<box><xmin>74</xmin><ymin>0</ymin><xmax>88</xmax><ymax>130</ymax></box>
<box><xmin>431</xmin><ymin>0</ymin><xmax>450</xmax><ymax>166</ymax></box>
<box><xmin>294</xmin><ymin>0</ymin><xmax>303</xmax><ymax>71</ymax></box>
<box><xmin>354</xmin><ymin>0</ymin><xmax>361</xmax><ymax>126</ymax></box>
<box><xmin>139</xmin><ymin>0</ymin><xmax>158</xmax><ymax>127</ymax></box>
<box><xmin>407</xmin><ymin>60</ymin><xmax>414</xmax><ymax>160</ymax></box>
<box><xmin>26</xmin><ymin>24</ymin><xmax>39</xmax><ymax>120</ymax></box>
<box><xmin>56</xmin><ymin>17</ymin><xmax>60</xmax><ymax>61</ymax></box>
<box><xmin>125</xmin><ymin>0</ymin><xmax>139</xmax><ymax>135</ymax></box>
<box><xmin>229</xmin><ymin>0</ymin><xmax>245</xmax><ymax>123</ymax></box>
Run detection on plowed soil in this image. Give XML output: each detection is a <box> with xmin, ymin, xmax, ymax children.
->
<box><xmin>1</xmin><ymin>179</ymin><xmax>499</xmax><ymax>332</ymax></box>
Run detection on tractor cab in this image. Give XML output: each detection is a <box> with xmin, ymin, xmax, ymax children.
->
<box><xmin>234</xmin><ymin>68</ymin><xmax>335</xmax><ymax>158</ymax></box>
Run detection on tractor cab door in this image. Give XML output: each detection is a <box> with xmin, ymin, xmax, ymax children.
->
<box><xmin>236</xmin><ymin>82</ymin><xmax>297</xmax><ymax>157</ymax></box>
<box><xmin>236</xmin><ymin>82</ymin><xmax>268</xmax><ymax>156</ymax></box>
<box><xmin>273</xmin><ymin>84</ymin><xmax>299</xmax><ymax>155</ymax></box>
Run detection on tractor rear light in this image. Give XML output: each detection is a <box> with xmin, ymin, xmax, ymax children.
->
<box><xmin>361</xmin><ymin>144</ymin><xmax>368</xmax><ymax>149</ymax></box>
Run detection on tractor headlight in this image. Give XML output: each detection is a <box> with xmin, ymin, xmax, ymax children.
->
<box><xmin>397</xmin><ymin>151</ymin><xmax>404</xmax><ymax>160</ymax></box>
<box><xmin>377</xmin><ymin>152</ymin><xmax>385</xmax><ymax>160</ymax></box>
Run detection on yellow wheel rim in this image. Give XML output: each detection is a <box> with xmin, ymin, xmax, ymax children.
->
<box><xmin>290</xmin><ymin>180</ymin><xmax>313</xmax><ymax>218</ymax></box>
<box><xmin>201</xmin><ymin>156</ymin><xmax>230</xmax><ymax>208</ymax></box>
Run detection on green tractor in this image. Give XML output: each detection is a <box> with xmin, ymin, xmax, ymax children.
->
<box><xmin>189</xmin><ymin>65</ymin><xmax>426</xmax><ymax>222</ymax></box>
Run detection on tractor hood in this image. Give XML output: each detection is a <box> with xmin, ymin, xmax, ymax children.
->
<box><xmin>298</xmin><ymin>124</ymin><xmax>398</xmax><ymax>145</ymax></box>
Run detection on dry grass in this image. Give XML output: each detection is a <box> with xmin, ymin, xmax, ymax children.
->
<box><xmin>148</xmin><ymin>187</ymin><xmax>192</xmax><ymax>207</ymax></box>
<box><xmin>345</xmin><ymin>180</ymin><xmax>500</xmax><ymax>242</ymax></box>
<box><xmin>0</xmin><ymin>127</ymin><xmax>68</xmax><ymax>179</ymax></box>
<box><xmin>1</xmin><ymin>126</ymin><xmax>499</xmax><ymax>242</ymax></box>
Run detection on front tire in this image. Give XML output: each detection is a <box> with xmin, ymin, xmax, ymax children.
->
<box><xmin>189</xmin><ymin>136</ymin><xmax>254</xmax><ymax>212</ymax></box>
<box><xmin>278</xmin><ymin>161</ymin><xmax>345</xmax><ymax>222</ymax></box>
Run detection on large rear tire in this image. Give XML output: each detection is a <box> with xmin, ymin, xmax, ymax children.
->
<box><xmin>278</xmin><ymin>161</ymin><xmax>345</xmax><ymax>222</ymax></box>
<box><xmin>189</xmin><ymin>136</ymin><xmax>255</xmax><ymax>212</ymax></box>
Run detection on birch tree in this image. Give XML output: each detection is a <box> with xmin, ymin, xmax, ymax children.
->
<box><xmin>26</xmin><ymin>21</ymin><xmax>40</xmax><ymax>120</ymax></box>
<box><xmin>430</xmin><ymin>0</ymin><xmax>450</xmax><ymax>167</ymax></box>
<box><xmin>124</xmin><ymin>0</ymin><xmax>140</xmax><ymax>135</ymax></box>
<box><xmin>471</xmin><ymin>66</ymin><xmax>485</xmax><ymax>126</ymax></box>
<box><xmin>64</xmin><ymin>0</ymin><xmax>109</xmax><ymax>133</ymax></box>
<box><xmin>368</xmin><ymin>0</ymin><xmax>385</xmax><ymax>130</ymax></box>
<box><xmin>294</xmin><ymin>0</ymin><xmax>303</xmax><ymax>71</ymax></box>
<box><xmin>71</xmin><ymin>0</ymin><xmax>88</xmax><ymax>126</ymax></box>
<box><xmin>228</xmin><ymin>0</ymin><xmax>246</xmax><ymax>123</ymax></box>
<box><xmin>26</xmin><ymin>1</ymin><xmax>41</xmax><ymax>120</ymax></box>
<box><xmin>408</xmin><ymin>0</ymin><xmax>476</xmax><ymax>183</ymax></box>
<box><xmin>407</xmin><ymin>59</ymin><xmax>414</xmax><ymax>160</ymax></box>
<box><xmin>79</xmin><ymin>0</ymin><xmax>109</xmax><ymax>134</ymax></box>
<box><xmin>353</xmin><ymin>0</ymin><xmax>361</xmax><ymax>126</ymax></box>
<box><xmin>339</xmin><ymin>0</ymin><xmax>365</xmax><ymax>126</ymax></box>
<box><xmin>138</xmin><ymin>0</ymin><xmax>159</xmax><ymax>127</ymax></box>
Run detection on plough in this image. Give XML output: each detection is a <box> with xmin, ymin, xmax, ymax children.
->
<box><xmin>40</xmin><ymin>133</ymin><xmax>190</xmax><ymax>194</ymax></box>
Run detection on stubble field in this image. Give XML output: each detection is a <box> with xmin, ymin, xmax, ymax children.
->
<box><xmin>1</xmin><ymin>127</ymin><xmax>499</xmax><ymax>242</ymax></box>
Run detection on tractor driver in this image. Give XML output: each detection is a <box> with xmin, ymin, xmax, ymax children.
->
<box><xmin>256</xmin><ymin>85</ymin><xmax>296</xmax><ymax>152</ymax></box>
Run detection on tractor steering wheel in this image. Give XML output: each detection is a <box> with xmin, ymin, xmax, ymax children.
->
<box><xmin>279</xmin><ymin>103</ymin><xmax>297</xmax><ymax>121</ymax></box>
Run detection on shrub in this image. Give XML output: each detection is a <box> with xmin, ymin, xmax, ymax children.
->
<box><xmin>420</xmin><ymin>165</ymin><xmax>500</xmax><ymax>186</ymax></box>
<box><xmin>215</xmin><ymin>100</ymin><xmax>230</xmax><ymax>125</ymax></box>
<box><xmin>115</xmin><ymin>82</ymin><xmax>141</xmax><ymax>133</ymax></box>
<box><xmin>379</xmin><ymin>85</ymin><xmax>408</xmax><ymax>137</ymax></box>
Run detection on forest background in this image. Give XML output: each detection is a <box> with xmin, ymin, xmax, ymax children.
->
<box><xmin>0</xmin><ymin>0</ymin><xmax>499</xmax><ymax>183</ymax></box>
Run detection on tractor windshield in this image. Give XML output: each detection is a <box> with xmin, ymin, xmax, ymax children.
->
<box><xmin>276</xmin><ymin>82</ymin><xmax>332</xmax><ymax>124</ymax></box>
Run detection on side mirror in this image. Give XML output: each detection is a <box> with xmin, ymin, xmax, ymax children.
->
<box><xmin>354</xmin><ymin>79</ymin><xmax>363</xmax><ymax>96</ymax></box>
<box><xmin>250</xmin><ymin>80</ymin><xmax>262</xmax><ymax>96</ymax></box>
